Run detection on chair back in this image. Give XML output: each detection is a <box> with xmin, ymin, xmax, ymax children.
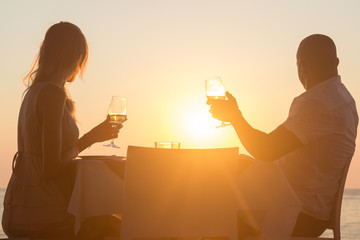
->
<box><xmin>290</xmin><ymin>157</ymin><xmax>352</xmax><ymax>240</ymax></box>
<box><xmin>328</xmin><ymin>157</ymin><xmax>352</xmax><ymax>240</ymax></box>
<box><xmin>121</xmin><ymin>146</ymin><xmax>240</xmax><ymax>240</ymax></box>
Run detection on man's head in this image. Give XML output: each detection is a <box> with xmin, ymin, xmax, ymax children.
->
<box><xmin>296</xmin><ymin>34</ymin><xmax>339</xmax><ymax>90</ymax></box>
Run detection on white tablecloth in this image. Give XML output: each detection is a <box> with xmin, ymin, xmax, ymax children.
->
<box><xmin>236</xmin><ymin>158</ymin><xmax>302</xmax><ymax>240</ymax></box>
<box><xmin>68</xmin><ymin>157</ymin><xmax>126</xmax><ymax>233</ymax></box>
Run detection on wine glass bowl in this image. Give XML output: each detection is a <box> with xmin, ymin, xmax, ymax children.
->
<box><xmin>104</xmin><ymin>96</ymin><xmax>127</xmax><ymax>148</ymax></box>
<box><xmin>205</xmin><ymin>76</ymin><xmax>231</xmax><ymax>128</ymax></box>
<box><xmin>205</xmin><ymin>76</ymin><xmax>226</xmax><ymax>100</ymax></box>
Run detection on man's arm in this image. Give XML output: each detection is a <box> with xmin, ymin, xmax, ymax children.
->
<box><xmin>231</xmin><ymin>111</ymin><xmax>303</xmax><ymax>161</ymax></box>
<box><xmin>209</xmin><ymin>92</ymin><xmax>303</xmax><ymax>161</ymax></box>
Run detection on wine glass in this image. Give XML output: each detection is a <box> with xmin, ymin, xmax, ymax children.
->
<box><xmin>205</xmin><ymin>76</ymin><xmax>231</xmax><ymax>128</ymax></box>
<box><xmin>103</xmin><ymin>96</ymin><xmax>127</xmax><ymax>148</ymax></box>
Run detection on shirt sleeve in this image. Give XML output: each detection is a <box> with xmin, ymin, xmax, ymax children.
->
<box><xmin>282</xmin><ymin>98</ymin><xmax>334</xmax><ymax>145</ymax></box>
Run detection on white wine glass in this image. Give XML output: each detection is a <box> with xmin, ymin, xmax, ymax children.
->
<box><xmin>103</xmin><ymin>96</ymin><xmax>127</xmax><ymax>148</ymax></box>
<box><xmin>205</xmin><ymin>76</ymin><xmax>231</xmax><ymax>128</ymax></box>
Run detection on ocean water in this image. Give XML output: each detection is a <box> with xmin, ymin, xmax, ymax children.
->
<box><xmin>0</xmin><ymin>188</ymin><xmax>359</xmax><ymax>239</ymax></box>
<box><xmin>0</xmin><ymin>188</ymin><xmax>4</xmax><ymax>238</ymax></box>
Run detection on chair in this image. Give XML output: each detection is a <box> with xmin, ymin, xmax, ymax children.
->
<box><xmin>240</xmin><ymin>156</ymin><xmax>353</xmax><ymax>240</ymax></box>
<box><xmin>290</xmin><ymin>158</ymin><xmax>352</xmax><ymax>240</ymax></box>
<box><xmin>120</xmin><ymin>146</ymin><xmax>241</xmax><ymax>240</ymax></box>
<box><xmin>121</xmin><ymin>146</ymin><xmax>303</xmax><ymax>240</ymax></box>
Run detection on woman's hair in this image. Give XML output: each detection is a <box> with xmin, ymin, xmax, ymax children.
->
<box><xmin>24</xmin><ymin>21</ymin><xmax>88</xmax><ymax>117</ymax></box>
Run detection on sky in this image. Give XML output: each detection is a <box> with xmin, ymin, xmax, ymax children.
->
<box><xmin>0</xmin><ymin>0</ymin><xmax>360</xmax><ymax>188</ymax></box>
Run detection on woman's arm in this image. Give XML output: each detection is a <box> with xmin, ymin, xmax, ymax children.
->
<box><xmin>209</xmin><ymin>92</ymin><xmax>303</xmax><ymax>161</ymax></box>
<box><xmin>37</xmin><ymin>85</ymin><xmax>123</xmax><ymax>178</ymax></box>
<box><xmin>76</xmin><ymin>117</ymin><xmax>122</xmax><ymax>153</ymax></box>
<box><xmin>37</xmin><ymin>84</ymin><xmax>67</xmax><ymax>180</ymax></box>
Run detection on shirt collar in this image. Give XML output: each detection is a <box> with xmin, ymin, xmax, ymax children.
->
<box><xmin>305</xmin><ymin>75</ymin><xmax>341</xmax><ymax>95</ymax></box>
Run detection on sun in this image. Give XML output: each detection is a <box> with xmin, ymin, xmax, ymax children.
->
<box><xmin>186</xmin><ymin>107</ymin><xmax>219</xmax><ymax>139</ymax></box>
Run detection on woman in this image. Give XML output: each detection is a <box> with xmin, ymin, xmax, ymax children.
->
<box><xmin>2</xmin><ymin>22</ymin><xmax>121</xmax><ymax>239</ymax></box>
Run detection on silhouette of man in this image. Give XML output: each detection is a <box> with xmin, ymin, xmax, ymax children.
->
<box><xmin>208</xmin><ymin>34</ymin><xmax>358</xmax><ymax>237</ymax></box>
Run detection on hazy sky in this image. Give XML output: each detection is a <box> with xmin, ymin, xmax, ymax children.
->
<box><xmin>1</xmin><ymin>0</ymin><xmax>360</xmax><ymax>188</ymax></box>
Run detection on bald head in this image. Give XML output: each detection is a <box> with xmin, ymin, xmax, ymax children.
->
<box><xmin>296</xmin><ymin>34</ymin><xmax>339</xmax><ymax>89</ymax></box>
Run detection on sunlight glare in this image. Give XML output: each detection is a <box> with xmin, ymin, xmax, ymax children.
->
<box><xmin>187</xmin><ymin>108</ymin><xmax>220</xmax><ymax>139</ymax></box>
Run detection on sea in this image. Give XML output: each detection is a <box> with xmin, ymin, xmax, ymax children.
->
<box><xmin>0</xmin><ymin>188</ymin><xmax>359</xmax><ymax>239</ymax></box>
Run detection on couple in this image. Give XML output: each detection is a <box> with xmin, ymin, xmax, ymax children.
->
<box><xmin>2</xmin><ymin>22</ymin><xmax>358</xmax><ymax>240</ymax></box>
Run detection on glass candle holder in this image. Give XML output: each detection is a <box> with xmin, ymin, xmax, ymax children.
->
<box><xmin>155</xmin><ymin>141</ymin><xmax>181</xmax><ymax>149</ymax></box>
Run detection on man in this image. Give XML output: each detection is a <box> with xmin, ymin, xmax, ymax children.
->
<box><xmin>208</xmin><ymin>34</ymin><xmax>358</xmax><ymax>237</ymax></box>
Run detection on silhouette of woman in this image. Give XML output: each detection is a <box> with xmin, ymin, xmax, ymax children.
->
<box><xmin>2</xmin><ymin>22</ymin><xmax>122</xmax><ymax>240</ymax></box>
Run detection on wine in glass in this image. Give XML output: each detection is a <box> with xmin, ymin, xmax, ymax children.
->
<box><xmin>205</xmin><ymin>76</ymin><xmax>231</xmax><ymax>128</ymax></box>
<box><xmin>103</xmin><ymin>96</ymin><xmax>127</xmax><ymax>148</ymax></box>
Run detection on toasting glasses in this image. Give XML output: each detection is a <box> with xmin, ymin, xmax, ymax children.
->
<box><xmin>205</xmin><ymin>76</ymin><xmax>231</xmax><ymax>128</ymax></box>
<box><xmin>103</xmin><ymin>96</ymin><xmax>127</xmax><ymax>148</ymax></box>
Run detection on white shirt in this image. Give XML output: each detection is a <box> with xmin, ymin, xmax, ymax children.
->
<box><xmin>279</xmin><ymin>75</ymin><xmax>358</xmax><ymax>220</ymax></box>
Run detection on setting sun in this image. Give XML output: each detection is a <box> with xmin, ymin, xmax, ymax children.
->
<box><xmin>186</xmin><ymin>107</ymin><xmax>219</xmax><ymax>139</ymax></box>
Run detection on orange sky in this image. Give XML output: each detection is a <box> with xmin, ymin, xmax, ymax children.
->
<box><xmin>1</xmin><ymin>1</ymin><xmax>360</xmax><ymax>188</ymax></box>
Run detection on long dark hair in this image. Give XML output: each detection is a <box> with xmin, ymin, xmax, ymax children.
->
<box><xmin>24</xmin><ymin>22</ymin><xmax>88</xmax><ymax>118</ymax></box>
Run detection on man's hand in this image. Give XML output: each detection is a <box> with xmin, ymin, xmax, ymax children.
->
<box><xmin>207</xmin><ymin>92</ymin><xmax>241</xmax><ymax>123</ymax></box>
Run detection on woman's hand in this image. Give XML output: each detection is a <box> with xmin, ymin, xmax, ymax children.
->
<box><xmin>77</xmin><ymin>116</ymin><xmax>124</xmax><ymax>153</ymax></box>
<box><xmin>88</xmin><ymin>115</ymin><xmax>123</xmax><ymax>143</ymax></box>
<box><xmin>207</xmin><ymin>92</ymin><xmax>242</xmax><ymax>123</ymax></box>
